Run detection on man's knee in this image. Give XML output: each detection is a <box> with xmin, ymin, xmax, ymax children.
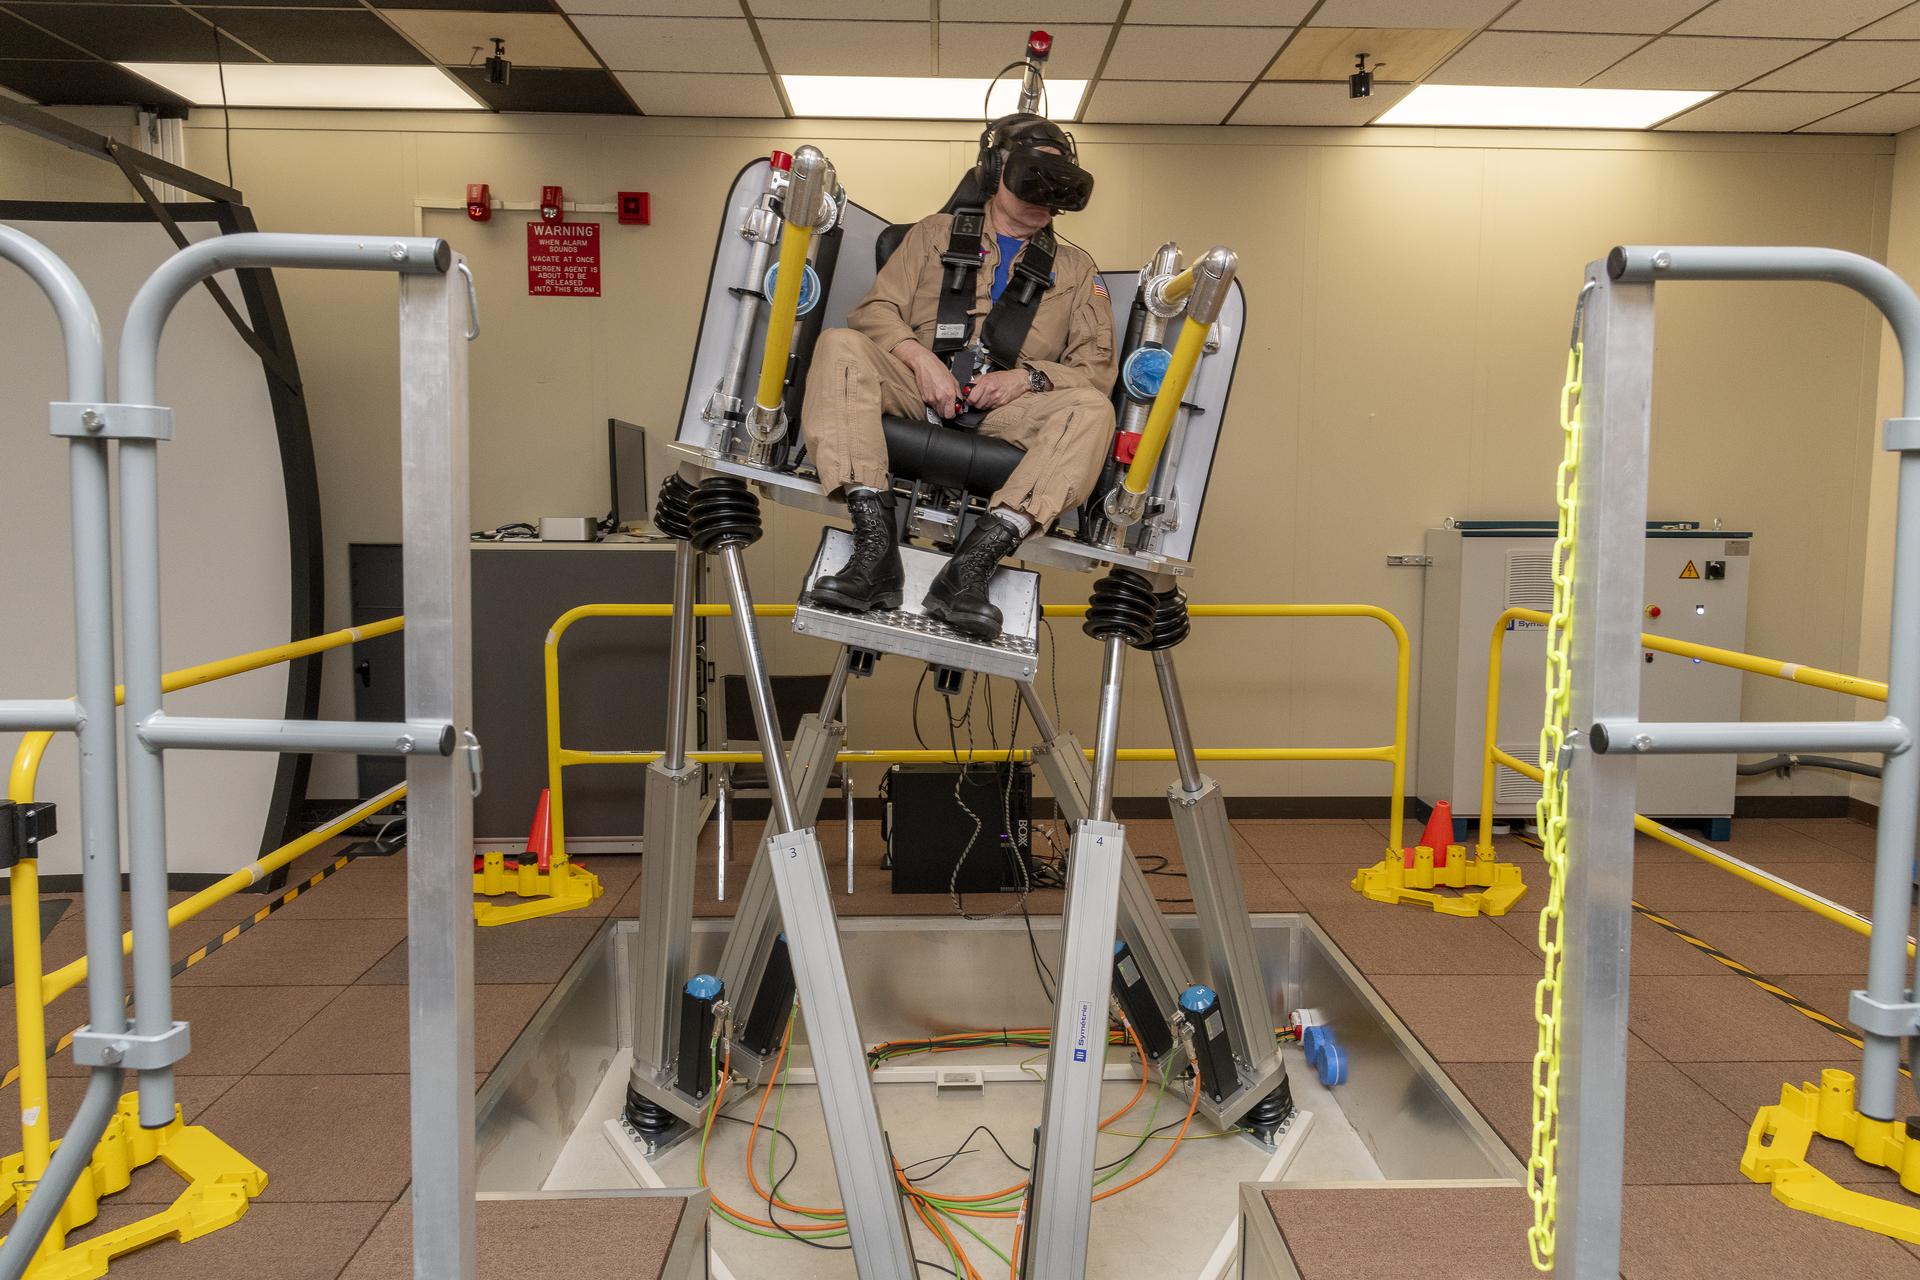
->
<box><xmin>1056</xmin><ymin>386</ymin><xmax>1109</xmax><ymax>415</ymax></box>
<box><xmin>813</xmin><ymin>327</ymin><xmax>873</xmax><ymax>370</ymax></box>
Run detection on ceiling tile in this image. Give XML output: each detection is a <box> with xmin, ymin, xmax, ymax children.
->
<box><xmin>614</xmin><ymin>69</ymin><xmax>783</xmax><ymax>115</ymax></box>
<box><xmin>748</xmin><ymin>0</ymin><xmax>931</xmax><ymax>17</ymax></box>
<box><xmin>450</xmin><ymin>64</ymin><xmax>636</xmax><ymax>112</ymax></box>
<box><xmin>943</xmin><ymin>0</ymin><xmax>1124</xmax><ymax>19</ymax></box>
<box><xmin>0</xmin><ymin>58</ymin><xmax>193</xmax><ymax>108</ymax></box>
<box><xmin>1267</xmin><ymin>27</ymin><xmax>1471</xmax><ymax>82</ymax></box>
<box><xmin>195</xmin><ymin>7</ymin><xmax>429</xmax><ymax>65</ymax></box>
<box><xmin>1655</xmin><ymin>89</ymin><xmax>1872</xmax><ymax>129</ymax></box>
<box><xmin>1675</xmin><ymin>0</ymin><xmax>1909</xmax><ymax>39</ymax></box>
<box><xmin>1426</xmin><ymin>30</ymin><xmax>1648</xmax><ymax>86</ymax></box>
<box><xmin>760</xmin><ymin>19</ymin><xmax>932</xmax><ymax>75</ymax></box>
<box><xmin>1125</xmin><ymin>0</ymin><xmax>1313</xmax><ymax>23</ymax></box>
<box><xmin>1852</xmin><ymin>7</ymin><xmax>1920</xmax><ymax>38</ymax></box>
<box><xmin>381</xmin><ymin>10</ymin><xmax>601</xmax><ymax>68</ymax></box>
<box><xmin>569</xmin><ymin>15</ymin><xmax>764</xmax><ymax>72</ymax></box>
<box><xmin>1588</xmin><ymin>34</ymin><xmax>1822</xmax><ymax>88</ymax></box>
<box><xmin>558</xmin><ymin>0</ymin><xmax>741</xmax><ymax>14</ymax></box>
<box><xmin>1230</xmin><ymin>78</ymin><xmax>1411</xmax><ymax>124</ymax></box>
<box><xmin>937</xmin><ymin>23</ymin><xmax>1107</xmax><ymax>77</ymax></box>
<box><xmin>1747</xmin><ymin>40</ymin><xmax>1920</xmax><ymax>91</ymax></box>
<box><xmin>1493</xmin><ymin>0</ymin><xmax>1708</xmax><ymax>34</ymax></box>
<box><xmin>1309</xmin><ymin>0</ymin><xmax>1511</xmax><ymax>27</ymax></box>
<box><xmin>1079</xmin><ymin>78</ymin><xmax>1242</xmax><ymax>123</ymax></box>
<box><xmin>15</xmin><ymin>4</ymin><xmax>262</xmax><ymax>64</ymax></box>
<box><xmin>1102</xmin><ymin>24</ymin><xmax>1289</xmax><ymax>82</ymax></box>
<box><xmin>0</xmin><ymin>9</ymin><xmax>88</xmax><ymax>59</ymax></box>
<box><xmin>369</xmin><ymin>0</ymin><xmax>555</xmax><ymax>10</ymax></box>
<box><xmin>1796</xmin><ymin>90</ymin><xmax>1920</xmax><ymax>131</ymax></box>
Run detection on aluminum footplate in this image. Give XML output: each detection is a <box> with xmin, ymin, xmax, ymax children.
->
<box><xmin>794</xmin><ymin>526</ymin><xmax>1040</xmax><ymax>680</ymax></box>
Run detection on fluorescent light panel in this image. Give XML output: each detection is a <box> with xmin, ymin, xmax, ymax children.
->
<box><xmin>784</xmin><ymin>75</ymin><xmax>1086</xmax><ymax>121</ymax></box>
<box><xmin>120</xmin><ymin>63</ymin><xmax>481</xmax><ymax>111</ymax></box>
<box><xmin>1376</xmin><ymin>84</ymin><xmax>1716</xmax><ymax>130</ymax></box>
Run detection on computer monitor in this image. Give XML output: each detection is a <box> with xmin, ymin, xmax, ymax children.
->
<box><xmin>608</xmin><ymin>419</ymin><xmax>649</xmax><ymax>531</ymax></box>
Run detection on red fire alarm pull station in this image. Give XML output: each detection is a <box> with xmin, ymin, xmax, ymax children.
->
<box><xmin>466</xmin><ymin>183</ymin><xmax>491</xmax><ymax>222</ymax></box>
<box><xmin>618</xmin><ymin>191</ymin><xmax>650</xmax><ymax>225</ymax></box>
<box><xmin>540</xmin><ymin>185</ymin><xmax>564</xmax><ymax>223</ymax></box>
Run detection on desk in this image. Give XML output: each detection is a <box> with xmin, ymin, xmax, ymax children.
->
<box><xmin>350</xmin><ymin>538</ymin><xmax>702</xmax><ymax>842</ymax></box>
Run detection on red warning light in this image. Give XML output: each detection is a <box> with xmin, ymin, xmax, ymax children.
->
<box><xmin>1028</xmin><ymin>29</ymin><xmax>1052</xmax><ymax>60</ymax></box>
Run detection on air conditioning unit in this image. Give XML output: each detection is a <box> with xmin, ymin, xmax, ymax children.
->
<box><xmin>1417</xmin><ymin>521</ymin><xmax>1751</xmax><ymax>834</ymax></box>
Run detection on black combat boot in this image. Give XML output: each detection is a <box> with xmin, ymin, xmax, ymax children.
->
<box><xmin>923</xmin><ymin>513</ymin><xmax>1024</xmax><ymax>640</ymax></box>
<box><xmin>810</xmin><ymin>488</ymin><xmax>904</xmax><ymax>612</ymax></box>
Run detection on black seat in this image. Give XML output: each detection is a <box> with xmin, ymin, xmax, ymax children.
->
<box><xmin>868</xmin><ymin>170</ymin><xmax>1023</xmax><ymax>499</ymax></box>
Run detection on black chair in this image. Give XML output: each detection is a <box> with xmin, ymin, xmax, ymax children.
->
<box><xmin>715</xmin><ymin>673</ymin><xmax>854</xmax><ymax>897</ymax></box>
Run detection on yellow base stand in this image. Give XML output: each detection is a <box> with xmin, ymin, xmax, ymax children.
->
<box><xmin>1742</xmin><ymin>1068</ymin><xmax>1920</xmax><ymax>1243</ymax></box>
<box><xmin>472</xmin><ymin>849</ymin><xmax>603</xmax><ymax>926</ymax></box>
<box><xmin>0</xmin><ymin>1092</ymin><xmax>266</xmax><ymax>1280</ymax></box>
<box><xmin>1350</xmin><ymin>841</ymin><xmax>1527</xmax><ymax>918</ymax></box>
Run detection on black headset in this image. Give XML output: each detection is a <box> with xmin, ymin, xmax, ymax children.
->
<box><xmin>974</xmin><ymin>113</ymin><xmax>1077</xmax><ymax>196</ymax></box>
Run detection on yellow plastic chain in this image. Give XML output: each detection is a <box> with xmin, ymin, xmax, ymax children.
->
<box><xmin>1528</xmin><ymin>285</ymin><xmax>1589</xmax><ymax>1272</ymax></box>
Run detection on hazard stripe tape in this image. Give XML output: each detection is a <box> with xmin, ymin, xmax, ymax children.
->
<box><xmin>1631</xmin><ymin>900</ymin><xmax>1911</xmax><ymax>1080</ymax></box>
<box><xmin>3</xmin><ymin>849</ymin><xmax>378</xmax><ymax>1090</ymax></box>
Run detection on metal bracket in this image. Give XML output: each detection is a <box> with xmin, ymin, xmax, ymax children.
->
<box><xmin>1886</xmin><ymin>417</ymin><xmax>1920</xmax><ymax>453</ymax></box>
<box><xmin>463</xmin><ymin>729</ymin><xmax>484</xmax><ymax>797</ymax></box>
<box><xmin>0</xmin><ymin>801</ymin><xmax>57</xmax><ymax>867</ymax></box>
<box><xmin>1385</xmin><ymin>554</ymin><xmax>1433</xmax><ymax>567</ymax></box>
<box><xmin>49</xmin><ymin>402</ymin><xmax>172</xmax><ymax>441</ymax></box>
<box><xmin>71</xmin><ymin>1020</ymin><xmax>191</xmax><ymax>1069</ymax></box>
<box><xmin>456</xmin><ymin>262</ymin><xmax>480</xmax><ymax>341</ymax></box>
<box><xmin>1849</xmin><ymin>989</ymin><xmax>1920</xmax><ymax>1038</ymax></box>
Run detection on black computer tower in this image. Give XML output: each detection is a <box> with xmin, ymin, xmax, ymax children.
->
<box><xmin>883</xmin><ymin>762</ymin><xmax>1032</xmax><ymax>895</ymax></box>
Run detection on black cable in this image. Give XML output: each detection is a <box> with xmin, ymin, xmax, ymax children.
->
<box><xmin>211</xmin><ymin>25</ymin><xmax>233</xmax><ymax>187</ymax></box>
<box><xmin>901</xmin><ymin>1123</ymin><xmax>1032</xmax><ymax>1182</ymax></box>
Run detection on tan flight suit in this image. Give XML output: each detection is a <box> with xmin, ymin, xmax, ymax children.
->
<box><xmin>800</xmin><ymin>212</ymin><xmax>1118</xmax><ymax>526</ymax></box>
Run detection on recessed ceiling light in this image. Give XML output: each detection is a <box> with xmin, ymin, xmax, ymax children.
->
<box><xmin>1375</xmin><ymin>84</ymin><xmax>1716</xmax><ymax>130</ymax></box>
<box><xmin>783</xmin><ymin>75</ymin><xmax>1087</xmax><ymax>122</ymax></box>
<box><xmin>120</xmin><ymin>63</ymin><xmax>482</xmax><ymax>111</ymax></box>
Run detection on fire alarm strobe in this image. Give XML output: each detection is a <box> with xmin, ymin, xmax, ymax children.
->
<box><xmin>618</xmin><ymin>191</ymin><xmax>650</xmax><ymax>225</ymax></box>
<box><xmin>540</xmin><ymin>185</ymin><xmax>564</xmax><ymax>223</ymax></box>
<box><xmin>466</xmin><ymin>183</ymin><xmax>491</xmax><ymax>222</ymax></box>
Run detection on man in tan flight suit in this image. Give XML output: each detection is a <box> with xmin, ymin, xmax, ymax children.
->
<box><xmin>800</xmin><ymin>112</ymin><xmax>1115</xmax><ymax>641</ymax></box>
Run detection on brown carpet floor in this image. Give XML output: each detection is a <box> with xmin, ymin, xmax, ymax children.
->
<box><xmin>7</xmin><ymin>814</ymin><xmax>1913</xmax><ymax>1278</ymax></box>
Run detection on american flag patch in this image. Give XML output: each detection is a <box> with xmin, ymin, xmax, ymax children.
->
<box><xmin>1091</xmin><ymin>277</ymin><xmax>1109</xmax><ymax>299</ymax></box>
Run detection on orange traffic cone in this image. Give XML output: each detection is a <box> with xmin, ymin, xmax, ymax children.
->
<box><xmin>1403</xmin><ymin>801</ymin><xmax>1454</xmax><ymax>869</ymax></box>
<box><xmin>524</xmin><ymin>789</ymin><xmax>553</xmax><ymax>873</ymax></box>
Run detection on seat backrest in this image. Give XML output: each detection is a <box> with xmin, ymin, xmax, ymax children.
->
<box><xmin>722</xmin><ymin>673</ymin><xmax>834</xmax><ymax>744</ymax></box>
<box><xmin>874</xmin><ymin>169</ymin><xmax>989</xmax><ymax>272</ymax></box>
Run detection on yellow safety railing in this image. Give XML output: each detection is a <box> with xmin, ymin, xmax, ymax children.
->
<box><xmin>7</xmin><ymin>615</ymin><xmax>405</xmax><ymax>1245</ymax></box>
<box><xmin>543</xmin><ymin>601</ymin><xmax>1411</xmax><ymax>863</ymax></box>
<box><xmin>1478</xmin><ymin>606</ymin><xmax>1906</xmax><ymax>952</ymax></box>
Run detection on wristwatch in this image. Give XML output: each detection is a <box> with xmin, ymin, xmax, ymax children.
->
<box><xmin>1024</xmin><ymin>364</ymin><xmax>1052</xmax><ymax>395</ymax></box>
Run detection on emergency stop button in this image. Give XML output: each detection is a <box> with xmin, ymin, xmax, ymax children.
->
<box><xmin>1645</xmin><ymin>604</ymin><xmax>1661</xmax><ymax>619</ymax></box>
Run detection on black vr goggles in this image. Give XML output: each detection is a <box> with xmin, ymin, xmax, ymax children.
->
<box><xmin>978</xmin><ymin>113</ymin><xmax>1094</xmax><ymax>213</ymax></box>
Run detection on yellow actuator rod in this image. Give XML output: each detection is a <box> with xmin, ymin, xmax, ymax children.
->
<box><xmin>750</xmin><ymin>145</ymin><xmax>836</xmax><ymax>419</ymax></box>
<box><xmin>1123</xmin><ymin>245</ymin><xmax>1236</xmax><ymax>496</ymax></box>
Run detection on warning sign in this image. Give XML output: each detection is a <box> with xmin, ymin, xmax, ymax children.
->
<box><xmin>527</xmin><ymin>222</ymin><xmax>600</xmax><ymax>297</ymax></box>
<box><xmin>1679</xmin><ymin>560</ymin><xmax>1699</xmax><ymax>580</ymax></box>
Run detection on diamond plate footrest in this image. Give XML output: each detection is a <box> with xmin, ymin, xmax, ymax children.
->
<box><xmin>793</xmin><ymin>526</ymin><xmax>1041</xmax><ymax>681</ymax></box>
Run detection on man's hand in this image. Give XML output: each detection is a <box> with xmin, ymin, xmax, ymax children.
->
<box><xmin>895</xmin><ymin>341</ymin><xmax>961</xmax><ymax>419</ymax></box>
<box><xmin>965</xmin><ymin>370</ymin><xmax>1030</xmax><ymax>411</ymax></box>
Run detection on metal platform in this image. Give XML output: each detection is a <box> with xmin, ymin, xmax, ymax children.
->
<box><xmin>794</xmin><ymin>525</ymin><xmax>1042</xmax><ymax>680</ymax></box>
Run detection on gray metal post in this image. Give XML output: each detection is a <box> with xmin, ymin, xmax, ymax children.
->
<box><xmin>1555</xmin><ymin>262</ymin><xmax>1653</xmax><ymax>1280</ymax></box>
<box><xmin>1154</xmin><ymin>650</ymin><xmax>1283</xmax><ymax>1102</ymax></box>
<box><xmin>630</xmin><ymin>538</ymin><xmax>706</xmax><ymax>1114</ymax></box>
<box><xmin>1024</xmin><ymin>645</ymin><xmax>1132</xmax><ymax>1280</ymax></box>
<box><xmin>715</xmin><ymin>548</ymin><xmax>914</xmax><ymax>1276</ymax></box>
<box><xmin>1605</xmin><ymin>245</ymin><xmax>1920</xmax><ymax>1123</ymax></box>
<box><xmin>0</xmin><ymin>225</ymin><xmax>127</xmax><ymax>1280</ymax></box>
<box><xmin>397</xmin><ymin>259</ymin><xmax>477</xmax><ymax>1280</ymax></box>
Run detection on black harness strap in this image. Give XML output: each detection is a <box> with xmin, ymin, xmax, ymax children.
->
<box><xmin>931</xmin><ymin>210</ymin><xmax>1057</xmax><ymax>387</ymax></box>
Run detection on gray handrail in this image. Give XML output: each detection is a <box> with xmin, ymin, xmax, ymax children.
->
<box><xmin>1608</xmin><ymin>245</ymin><xmax>1920</xmax><ymax>413</ymax></box>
